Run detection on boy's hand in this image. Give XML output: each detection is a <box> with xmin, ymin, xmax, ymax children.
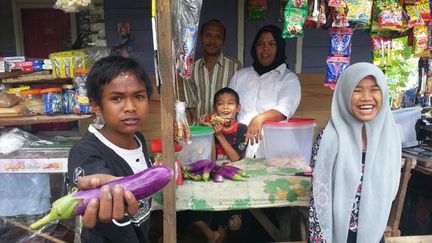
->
<box><xmin>213</xmin><ymin>122</ymin><xmax>224</xmax><ymax>138</ymax></box>
<box><xmin>77</xmin><ymin>174</ymin><xmax>139</xmax><ymax>228</ymax></box>
<box><xmin>199</xmin><ymin>114</ymin><xmax>211</xmax><ymax>127</ymax></box>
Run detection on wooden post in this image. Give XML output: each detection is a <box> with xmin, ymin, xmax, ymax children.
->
<box><xmin>156</xmin><ymin>0</ymin><xmax>176</xmax><ymax>242</ymax></box>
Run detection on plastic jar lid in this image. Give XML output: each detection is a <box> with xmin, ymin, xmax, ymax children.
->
<box><xmin>150</xmin><ymin>138</ymin><xmax>183</xmax><ymax>153</ymax></box>
<box><xmin>74</xmin><ymin>69</ymin><xmax>89</xmax><ymax>74</ymax></box>
<box><xmin>40</xmin><ymin>87</ymin><xmax>62</xmax><ymax>94</ymax></box>
<box><xmin>264</xmin><ymin>118</ymin><xmax>317</xmax><ymax>126</ymax></box>
<box><xmin>21</xmin><ymin>89</ymin><xmax>42</xmax><ymax>95</ymax></box>
<box><xmin>189</xmin><ymin>125</ymin><xmax>214</xmax><ymax>134</ymax></box>
<box><xmin>62</xmin><ymin>84</ymin><xmax>74</xmax><ymax>90</ymax></box>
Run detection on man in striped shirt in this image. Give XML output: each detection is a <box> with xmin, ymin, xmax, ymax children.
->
<box><xmin>183</xmin><ymin>19</ymin><xmax>242</xmax><ymax>124</ymax></box>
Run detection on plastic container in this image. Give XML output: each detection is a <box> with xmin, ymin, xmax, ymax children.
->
<box><xmin>62</xmin><ymin>84</ymin><xmax>75</xmax><ymax>114</ymax></box>
<box><xmin>263</xmin><ymin>118</ymin><xmax>317</xmax><ymax>168</ymax></box>
<box><xmin>41</xmin><ymin>88</ymin><xmax>64</xmax><ymax>114</ymax></box>
<box><xmin>21</xmin><ymin>89</ymin><xmax>44</xmax><ymax>115</ymax></box>
<box><xmin>177</xmin><ymin>126</ymin><xmax>214</xmax><ymax>165</ymax></box>
<box><xmin>392</xmin><ymin>107</ymin><xmax>421</xmax><ymax>148</ymax></box>
<box><xmin>150</xmin><ymin>138</ymin><xmax>183</xmax><ymax>185</ymax></box>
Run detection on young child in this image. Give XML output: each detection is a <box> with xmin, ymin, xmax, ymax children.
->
<box><xmin>181</xmin><ymin>87</ymin><xmax>247</xmax><ymax>243</ymax></box>
<box><xmin>200</xmin><ymin>87</ymin><xmax>248</xmax><ymax>161</ymax></box>
<box><xmin>68</xmin><ymin>56</ymin><xmax>154</xmax><ymax>243</ymax></box>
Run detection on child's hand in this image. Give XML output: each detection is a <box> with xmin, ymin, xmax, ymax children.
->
<box><xmin>213</xmin><ymin>122</ymin><xmax>224</xmax><ymax>138</ymax></box>
<box><xmin>199</xmin><ymin>114</ymin><xmax>212</xmax><ymax>127</ymax></box>
<box><xmin>77</xmin><ymin>174</ymin><xmax>139</xmax><ymax>229</ymax></box>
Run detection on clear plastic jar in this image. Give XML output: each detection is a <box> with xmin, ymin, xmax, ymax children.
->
<box><xmin>41</xmin><ymin>87</ymin><xmax>63</xmax><ymax>114</ymax></box>
<box><xmin>20</xmin><ymin>89</ymin><xmax>44</xmax><ymax>115</ymax></box>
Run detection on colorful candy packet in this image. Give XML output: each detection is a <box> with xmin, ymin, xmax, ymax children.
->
<box><xmin>371</xmin><ymin>36</ymin><xmax>393</xmax><ymax>68</ymax></box>
<box><xmin>377</xmin><ymin>0</ymin><xmax>404</xmax><ymax>31</ymax></box>
<box><xmin>328</xmin><ymin>27</ymin><xmax>353</xmax><ymax>57</ymax></box>
<box><xmin>282</xmin><ymin>6</ymin><xmax>308</xmax><ymax>38</ymax></box>
<box><xmin>413</xmin><ymin>25</ymin><xmax>430</xmax><ymax>58</ymax></box>
<box><xmin>324</xmin><ymin>56</ymin><xmax>350</xmax><ymax>89</ymax></box>
<box><xmin>405</xmin><ymin>5</ymin><xmax>424</xmax><ymax>27</ymax></box>
<box><xmin>345</xmin><ymin>0</ymin><xmax>373</xmax><ymax>26</ymax></box>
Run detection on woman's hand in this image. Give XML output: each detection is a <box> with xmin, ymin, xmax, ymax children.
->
<box><xmin>77</xmin><ymin>174</ymin><xmax>139</xmax><ymax>228</ymax></box>
<box><xmin>245</xmin><ymin>115</ymin><xmax>265</xmax><ymax>145</ymax></box>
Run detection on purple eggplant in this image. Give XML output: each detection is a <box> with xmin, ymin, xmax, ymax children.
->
<box><xmin>30</xmin><ymin>166</ymin><xmax>173</xmax><ymax>230</ymax></box>
<box><xmin>218</xmin><ymin>166</ymin><xmax>245</xmax><ymax>181</ymax></box>
<box><xmin>181</xmin><ymin>159</ymin><xmax>211</xmax><ymax>173</ymax></box>
<box><xmin>202</xmin><ymin>160</ymin><xmax>216</xmax><ymax>182</ymax></box>
<box><xmin>222</xmin><ymin>165</ymin><xmax>248</xmax><ymax>177</ymax></box>
<box><xmin>211</xmin><ymin>172</ymin><xmax>224</xmax><ymax>183</ymax></box>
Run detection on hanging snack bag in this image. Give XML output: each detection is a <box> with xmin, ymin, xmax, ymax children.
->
<box><xmin>405</xmin><ymin>5</ymin><xmax>424</xmax><ymax>27</ymax></box>
<box><xmin>73</xmin><ymin>69</ymin><xmax>91</xmax><ymax>114</ymax></box>
<box><xmin>176</xmin><ymin>26</ymin><xmax>198</xmax><ymax>80</ymax></box>
<box><xmin>248</xmin><ymin>0</ymin><xmax>268</xmax><ymax>20</ymax></box>
<box><xmin>413</xmin><ymin>25</ymin><xmax>430</xmax><ymax>58</ymax></box>
<box><xmin>377</xmin><ymin>1</ymin><xmax>404</xmax><ymax>31</ymax></box>
<box><xmin>325</xmin><ymin>56</ymin><xmax>350</xmax><ymax>89</ymax></box>
<box><xmin>328</xmin><ymin>28</ymin><xmax>353</xmax><ymax>57</ymax></box>
<box><xmin>328</xmin><ymin>0</ymin><xmax>346</xmax><ymax>7</ymax></box>
<box><xmin>331</xmin><ymin>6</ymin><xmax>349</xmax><ymax>27</ymax></box>
<box><xmin>371</xmin><ymin>36</ymin><xmax>393</xmax><ymax>68</ymax></box>
<box><xmin>174</xmin><ymin>101</ymin><xmax>191</xmax><ymax>144</ymax></box>
<box><xmin>417</xmin><ymin>0</ymin><xmax>431</xmax><ymax>21</ymax></box>
<box><xmin>346</xmin><ymin>0</ymin><xmax>373</xmax><ymax>26</ymax></box>
<box><xmin>283</xmin><ymin>6</ymin><xmax>308</xmax><ymax>38</ymax></box>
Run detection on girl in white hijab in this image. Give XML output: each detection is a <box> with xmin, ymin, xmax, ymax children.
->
<box><xmin>309</xmin><ymin>62</ymin><xmax>401</xmax><ymax>243</ymax></box>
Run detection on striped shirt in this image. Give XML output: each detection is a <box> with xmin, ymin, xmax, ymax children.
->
<box><xmin>183</xmin><ymin>52</ymin><xmax>242</xmax><ymax>124</ymax></box>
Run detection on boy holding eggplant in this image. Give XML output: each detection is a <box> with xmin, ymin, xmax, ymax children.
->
<box><xmin>178</xmin><ymin>87</ymin><xmax>248</xmax><ymax>243</ymax></box>
<box><xmin>67</xmin><ymin>56</ymin><xmax>154</xmax><ymax>243</ymax></box>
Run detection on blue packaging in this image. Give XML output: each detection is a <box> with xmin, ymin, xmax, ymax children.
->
<box><xmin>41</xmin><ymin>88</ymin><xmax>63</xmax><ymax>114</ymax></box>
<box><xmin>62</xmin><ymin>84</ymin><xmax>75</xmax><ymax>114</ymax></box>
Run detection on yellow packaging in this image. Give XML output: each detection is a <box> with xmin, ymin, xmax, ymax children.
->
<box><xmin>49</xmin><ymin>50</ymin><xmax>87</xmax><ymax>79</ymax></box>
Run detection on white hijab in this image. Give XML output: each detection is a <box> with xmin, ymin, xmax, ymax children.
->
<box><xmin>313</xmin><ymin>62</ymin><xmax>401</xmax><ymax>243</ymax></box>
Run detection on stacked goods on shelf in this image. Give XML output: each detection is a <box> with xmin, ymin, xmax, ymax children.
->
<box><xmin>0</xmin><ymin>48</ymin><xmax>110</xmax><ymax>118</ymax></box>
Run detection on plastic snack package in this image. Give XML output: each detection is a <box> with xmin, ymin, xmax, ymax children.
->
<box><xmin>174</xmin><ymin>101</ymin><xmax>192</xmax><ymax>144</ymax></box>
<box><xmin>371</xmin><ymin>36</ymin><xmax>393</xmax><ymax>68</ymax></box>
<box><xmin>413</xmin><ymin>25</ymin><xmax>430</xmax><ymax>58</ymax></box>
<box><xmin>405</xmin><ymin>5</ymin><xmax>424</xmax><ymax>27</ymax></box>
<box><xmin>346</xmin><ymin>0</ymin><xmax>373</xmax><ymax>26</ymax></box>
<box><xmin>328</xmin><ymin>27</ymin><xmax>353</xmax><ymax>57</ymax></box>
<box><xmin>173</xmin><ymin>0</ymin><xmax>203</xmax><ymax>80</ymax></box>
<box><xmin>324</xmin><ymin>56</ymin><xmax>350</xmax><ymax>89</ymax></box>
<box><xmin>331</xmin><ymin>6</ymin><xmax>349</xmax><ymax>27</ymax></box>
<box><xmin>282</xmin><ymin>6</ymin><xmax>308</xmax><ymax>38</ymax></box>
<box><xmin>248</xmin><ymin>0</ymin><xmax>268</xmax><ymax>20</ymax></box>
<box><xmin>53</xmin><ymin>0</ymin><xmax>91</xmax><ymax>13</ymax></box>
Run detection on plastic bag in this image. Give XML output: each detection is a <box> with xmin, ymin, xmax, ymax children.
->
<box><xmin>0</xmin><ymin>128</ymin><xmax>54</xmax><ymax>155</ymax></box>
<box><xmin>0</xmin><ymin>92</ymin><xmax>20</xmax><ymax>108</ymax></box>
<box><xmin>173</xmin><ymin>0</ymin><xmax>203</xmax><ymax>80</ymax></box>
<box><xmin>54</xmin><ymin>0</ymin><xmax>91</xmax><ymax>13</ymax></box>
<box><xmin>174</xmin><ymin>101</ymin><xmax>191</xmax><ymax>144</ymax></box>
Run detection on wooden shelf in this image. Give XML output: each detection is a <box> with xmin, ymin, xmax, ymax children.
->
<box><xmin>1</xmin><ymin>73</ymin><xmax>69</xmax><ymax>84</ymax></box>
<box><xmin>0</xmin><ymin>114</ymin><xmax>93</xmax><ymax>127</ymax></box>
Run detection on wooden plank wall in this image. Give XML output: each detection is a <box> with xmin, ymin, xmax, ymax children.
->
<box><xmin>0</xmin><ymin>0</ymin><xmax>16</xmax><ymax>56</ymax></box>
<box><xmin>139</xmin><ymin>73</ymin><xmax>333</xmax><ymax>144</ymax></box>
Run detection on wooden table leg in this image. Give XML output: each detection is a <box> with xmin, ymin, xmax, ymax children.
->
<box><xmin>249</xmin><ymin>208</ymin><xmax>280</xmax><ymax>241</ymax></box>
<box><xmin>387</xmin><ymin>157</ymin><xmax>414</xmax><ymax>237</ymax></box>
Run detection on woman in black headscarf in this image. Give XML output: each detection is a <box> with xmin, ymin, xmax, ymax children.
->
<box><xmin>228</xmin><ymin>25</ymin><xmax>301</xmax><ymax>158</ymax></box>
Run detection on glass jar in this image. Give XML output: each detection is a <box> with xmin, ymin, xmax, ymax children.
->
<box><xmin>62</xmin><ymin>84</ymin><xmax>76</xmax><ymax>114</ymax></box>
<box><xmin>73</xmin><ymin>69</ymin><xmax>91</xmax><ymax>113</ymax></box>
<box><xmin>20</xmin><ymin>89</ymin><xmax>44</xmax><ymax>115</ymax></box>
<box><xmin>41</xmin><ymin>87</ymin><xmax>63</xmax><ymax>114</ymax></box>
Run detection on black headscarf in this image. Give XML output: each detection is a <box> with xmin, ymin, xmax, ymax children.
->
<box><xmin>251</xmin><ymin>25</ymin><xmax>287</xmax><ymax>76</ymax></box>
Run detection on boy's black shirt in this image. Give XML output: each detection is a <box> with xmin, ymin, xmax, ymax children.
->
<box><xmin>68</xmin><ymin>131</ymin><xmax>152</xmax><ymax>243</ymax></box>
<box><xmin>215</xmin><ymin>122</ymin><xmax>248</xmax><ymax>161</ymax></box>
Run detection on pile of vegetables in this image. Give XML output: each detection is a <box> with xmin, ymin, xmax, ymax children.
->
<box><xmin>30</xmin><ymin>166</ymin><xmax>173</xmax><ymax>230</ymax></box>
<box><xmin>181</xmin><ymin>159</ymin><xmax>248</xmax><ymax>183</ymax></box>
